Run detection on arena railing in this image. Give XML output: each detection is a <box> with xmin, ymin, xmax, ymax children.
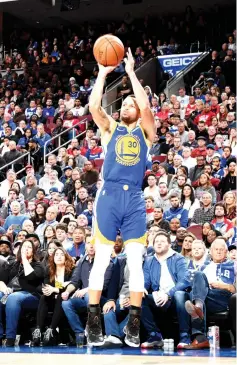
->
<box><xmin>43</xmin><ymin>116</ymin><xmax>88</xmax><ymax>165</ymax></box>
<box><xmin>0</xmin><ymin>151</ymin><xmax>31</xmax><ymax>174</ymax></box>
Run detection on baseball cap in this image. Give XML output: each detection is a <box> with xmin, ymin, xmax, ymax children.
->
<box><xmin>49</xmin><ymin>187</ymin><xmax>59</xmax><ymax>193</ymax></box>
<box><xmin>25</xmin><ymin>164</ymin><xmax>33</xmax><ymax>170</ymax></box>
<box><xmin>26</xmin><ymin>233</ymin><xmax>40</xmax><ymax>241</ymax></box>
<box><xmin>152</xmin><ymin>160</ymin><xmax>160</xmax><ymax>165</ymax></box>
<box><xmin>197</xmin><ymin>136</ymin><xmax>207</xmax><ymax>141</ymax></box>
<box><xmin>0</xmin><ymin>239</ymin><xmax>12</xmax><ymax>249</ymax></box>
<box><xmin>63</xmin><ymin>166</ymin><xmax>73</xmax><ymax>171</ymax></box>
<box><xmin>206</xmin><ymin>144</ymin><xmax>215</xmax><ymax>150</ymax></box>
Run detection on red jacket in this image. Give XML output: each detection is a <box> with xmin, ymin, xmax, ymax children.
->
<box><xmin>194</xmin><ymin>111</ymin><xmax>216</xmax><ymax>126</ymax></box>
<box><xmin>191</xmin><ymin>147</ymin><xmax>207</xmax><ymax>158</ymax></box>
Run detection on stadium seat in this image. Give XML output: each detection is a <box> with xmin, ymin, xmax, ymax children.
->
<box><xmin>94</xmin><ymin>158</ymin><xmax>104</xmax><ymax>172</ymax></box>
<box><xmin>187</xmin><ymin>225</ymin><xmax>203</xmax><ymax>239</ymax></box>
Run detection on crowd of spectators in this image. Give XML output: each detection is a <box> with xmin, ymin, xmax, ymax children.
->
<box><xmin>0</xmin><ymin>7</ymin><xmax>236</xmax><ymax>351</ymax></box>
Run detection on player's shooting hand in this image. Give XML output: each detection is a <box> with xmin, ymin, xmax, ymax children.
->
<box><xmin>98</xmin><ymin>63</ymin><xmax>117</xmax><ymax>77</ymax></box>
<box><xmin>124</xmin><ymin>48</ymin><xmax>135</xmax><ymax>75</ymax></box>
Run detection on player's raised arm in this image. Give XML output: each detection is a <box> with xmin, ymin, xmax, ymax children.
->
<box><xmin>89</xmin><ymin>64</ymin><xmax>117</xmax><ymax>134</ymax></box>
<box><xmin>124</xmin><ymin>48</ymin><xmax>156</xmax><ymax>144</ymax></box>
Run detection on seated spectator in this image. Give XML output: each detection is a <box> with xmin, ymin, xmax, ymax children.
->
<box><xmin>3</xmin><ymin>201</ymin><xmax>28</xmax><ymax>234</ymax></box>
<box><xmin>189</xmin><ymin>156</ymin><xmax>205</xmax><ymax>184</ymax></box>
<box><xmin>75</xmin><ymin>187</ymin><xmax>88</xmax><ymax>216</ymax></box>
<box><xmin>228</xmin><ymin>245</ymin><xmax>236</xmax><ymax>261</ymax></box>
<box><xmin>61</xmin><ymin>237</ymin><xmax>113</xmax><ymax>343</ymax></box>
<box><xmin>1</xmin><ymin>188</ymin><xmax>26</xmax><ymax>219</ymax></box>
<box><xmin>191</xmin><ymin>137</ymin><xmax>207</xmax><ymax>159</ymax></box>
<box><xmin>223</xmin><ymin>191</ymin><xmax>236</xmax><ymax>222</ymax></box>
<box><xmin>31</xmin><ymin>202</ymin><xmax>48</xmax><ymax>229</ymax></box>
<box><xmin>112</xmin><ymin>235</ymin><xmax>125</xmax><ymax>259</ymax></box>
<box><xmin>32</xmin><ymin>247</ymin><xmax>75</xmax><ymax>346</ymax></box>
<box><xmin>85</xmin><ymin>138</ymin><xmax>103</xmax><ymax>161</ymax></box>
<box><xmin>33</xmin><ymin>124</ymin><xmax>51</xmax><ymax>153</ymax></box>
<box><xmin>170</xmin><ymin>136</ymin><xmax>183</xmax><ymax>156</ymax></box>
<box><xmin>195</xmin><ymin>173</ymin><xmax>217</xmax><ymax>204</ymax></box>
<box><xmin>157</xmin><ymin>163</ymin><xmax>174</xmax><ymax>187</ymax></box>
<box><xmin>42</xmin><ymin>99</ymin><xmax>55</xmax><ymax>118</ymax></box>
<box><xmin>147</xmin><ymin>207</ymin><xmax>170</xmax><ymax>232</ymax></box>
<box><xmin>21</xmin><ymin>176</ymin><xmax>39</xmax><ymax>201</ymax></box>
<box><xmin>202</xmin><ymin>222</ymin><xmax>215</xmax><ymax>246</ymax></box>
<box><xmin>172</xmin><ymin>155</ymin><xmax>184</xmax><ymax>174</ymax></box>
<box><xmin>82</xmin><ymin>197</ymin><xmax>94</xmax><ymax>227</ymax></box>
<box><xmin>35</xmin><ymin>206</ymin><xmax>58</xmax><ymax>246</ymax></box>
<box><xmin>180</xmin><ymin>184</ymin><xmax>200</xmax><ymax>220</ymax></box>
<box><xmin>55</xmin><ymin>223</ymin><xmax>72</xmax><ymax>251</ymax></box>
<box><xmin>77</xmin><ymin>214</ymin><xmax>88</xmax><ymax>229</ymax></box>
<box><xmin>43</xmin><ymin>226</ymin><xmax>57</xmax><ymax>250</ymax></box>
<box><xmin>41</xmin><ymin>240</ymin><xmax>62</xmax><ymax>270</ymax></box>
<box><xmin>211</xmin><ymin>156</ymin><xmax>225</xmax><ymax>180</ymax></box>
<box><xmin>22</xmin><ymin>220</ymin><xmax>35</xmax><ymax>234</ymax></box>
<box><xmin>145</xmin><ymin>196</ymin><xmax>154</xmax><ymax>225</ymax></box>
<box><xmin>182</xmin><ymin>147</ymin><xmax>197</xmax><ymax>171</ymax></box>
<box><xmin>71</xmin><ymin>99</ymin><xmax>85</xmax><ymax>117</ymax></box>
<box><xmin>0</xmin><ymin>238</ymin><xmax>15</xmax><ymax>266</ymax></box>
<box><xmin>163</xmin><ymin>193</ymin><xmax>189</xmax><ymax>228</ymax></box>
<box><xmin>71</xmin><ymin>147</ymin><xmax>88</xmax><ymax>170</ymax></box>
<box><xmin>0</xmin><ymin>240</ymin><xmax>44</xmax><ymax>347</ymax></box>
<box><xmin>191</xmin><ymin>192</ymin><xmax>215</xmax><ymax>225</ymax></box>
<box><xmin>44</xmin><ymin>170</ymin><xmax>64</xmax><ymax>195</ymax></box>
<box><xmin>141</xmin><ymin>231</ymin><xmax>190</xmax><ymax>348</ymax></box>
<box><xmin>218</xmin><ymin>158</ymin><xmax>236</xmax><ymax>197</ymax></box>
<box><xmin>188</xmin><ymin>240</ymin><xmax>208</xmax><ymax>278</ymax></box>
<box><xmin>184</xmin><ymin>238</ymin><xmax>235</xmax><ymax>349</ymax></box>
<box><xmin>80</xmin><ymin>161</ymin><xmax>99</xmax><ymax>187</ymax></box>
<box><xmin>144</xmin><ymin>174</ymin><xmax>159</xmax><ymax>202</ymax></box>
<box><xmin>172</xmin><ymin>227</ymin><xmax>187</xmax><ymax>253</ymax></box>
<box><xmin>156</xmin><ymin>182</ymin><xmax>171</xmax><ymax>212</ymax></box>
<box><xmin>181</xmin><ymin>233</ymin><xmax>196</xmax><ymax>260</ymax></box>
<box><xmin>66</xmin><ymin>227</ymin><xmax>86</xmax><ymax>261</ymax></box>
<box><xmin>211</xmin><ymin>203</ymin><xmax>234</xmax><ymax>240</ymax></box>
<box><xmin>183</xmin><ymin>130</ymin><xmax>198</xmax><ymax>149</ymax></box>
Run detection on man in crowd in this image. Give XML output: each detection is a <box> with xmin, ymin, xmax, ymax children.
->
<box><xmin>163</xmin><ymin>193</ymin><xmax>189</xmax><ymax>228</ymax></box>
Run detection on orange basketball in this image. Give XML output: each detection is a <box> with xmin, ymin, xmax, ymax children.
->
<box><xmin>93</xmin><ymin>35</ymin><xmax>125</xmax><ymax>66</ymax></box>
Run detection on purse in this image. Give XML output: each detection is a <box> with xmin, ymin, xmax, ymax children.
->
<box><xmin>8</xmin><ymin>267</ymin><xmax>24</xmax><ymax>292</ymax></box>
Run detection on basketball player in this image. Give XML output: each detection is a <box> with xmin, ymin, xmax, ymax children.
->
<box><xmin>87</xmin><ymin>48</ymin><xmax>155</xmax><ymax>347</ymax></box>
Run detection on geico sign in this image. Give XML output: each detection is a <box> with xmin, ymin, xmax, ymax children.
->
<box><xmin>163</xmin><ymin>57</ymin><xmax>196</xmax><ymax>67</ymax></box>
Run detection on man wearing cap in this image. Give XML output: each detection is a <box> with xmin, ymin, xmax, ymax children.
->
<box><xmin>21</xmin><ymin>165</ymin><xmax>41</xmax><ymax>185</ymax></box>
<box><xmin>60</xmin><ymin>166</ymin><xmax>73</xmax><ymax>185</ymax></box>
<box><xmin>191</xmin><ymin>136</ymin><xmax>207</xmax><ymax>158</ymax></box>
<box><xmin>206</xmin><ymin>144</ymin><xmax>216</xmax><ymax>163</ymax></box>
<box><xmin>72</xmin><ymin>147</ymin><xmax>88</xmax><ymax>169</ymax></box>
<box><xmin>0</xmin><ymin>239</ymin><xmax>15</xmax><ymax>266</ymax></box>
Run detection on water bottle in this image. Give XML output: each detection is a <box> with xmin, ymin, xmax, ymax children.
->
<box><xmin>163</xmin><ymin>339</ymin><xmax>169</xmax><ymax>351</ymax></box>
<box><xmin>168</xmin><ymin>338</ymin><xmax>174</xmax><ymax>352</ymax></box>
<box><xmin>119</xmin><ymin>294</ymin><xmax>126</xmax><ymax>310</ymax></box>
<box><xmin>0</xmin><ymin>294</ymin><xmax>9</xmax><ymax>305</ymax></box>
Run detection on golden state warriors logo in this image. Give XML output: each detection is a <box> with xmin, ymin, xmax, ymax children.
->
<box><xmin>115</xmin><ymin>134</ymin><xmax>140</xmax><ymax>166</ymax></box>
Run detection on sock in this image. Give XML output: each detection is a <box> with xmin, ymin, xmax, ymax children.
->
<box><xmin>195</xmin><ymin>300</ymin><xmax>203</xmax><ymax>310</ymax></box>
<box><xmin>89</xmin><ymin>304</ymin><xmax>99</xmax><ymax>307</ymax></box>
<box><xmin>131</xmin><ymin>305</ymin><xmax>141</xmax><ymax>310</ymax></box>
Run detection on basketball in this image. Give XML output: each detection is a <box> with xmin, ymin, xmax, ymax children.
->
<box><xmin>93</xmin><ymin>34</ymin><xmax>125</xmax><ymax>67</ymax></box>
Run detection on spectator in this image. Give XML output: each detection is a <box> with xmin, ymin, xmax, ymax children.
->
<box><xmin>191</xmin><ymin>137</ymin><xmax>207</xmax><ymax>158</ymax></box>
<box><xmin>0</xmin><ymin>240</ymin><xmax>44</xmax><ymax>347</ymax></box>
<box><xmin>3</xmin><ymin>201</ymin><xmax>28</xmax><ymax>234</ymax></box>
<box><xmin>66</xmin><ymin>227</ymin><xmax>86</xmax><ymax>260</ymax></box>
<box><xmin>85</xmin><ymin>138</ymin><xmax>103</xmax><ymax>161</ymax></box>
<box><xmin>218</xmin><ymin>158</ymin><xmax>236</xmax><ymax>197</ymax></box>
<box><xmin>21</xmin><ymin>176</ymin><xmax>39</xmax><ymax>201</ymax></box>
<box><xmin>1</xmin><ymin>188</ymin><xmax>26</xmax><ymax>219</ymax></box>
<box><xmin>144</xmin><ymin>174</ymin><xmax>159</xmax><ymax>202</ymax></box>
<box><xmin>177</xmin><ymin>87</ymin><xmax>189</xmax><ymax>107</ymax></box>
<box><xmin>35</xmin><ymin>206</ymin><xmax>58</xmax><ymax>246</ymax></box>
<box><xmin>163</xmin><ymin>193</ymin><xmax>189</xmax><ymax>228</ymax></box>
<box><xmin>182</xmin><ymin>147</ymin><xmax>197</xmax><ymax>170</ymax></box>
<box><xmin>195</xmin><ymin>173</ymin><xmax>217</xmax><ymax>204</ymax></box>
<box><xmin>156</xmin><ymin>182</ymin><xmax>171</xmax><ymax>212</ymax></box>
<box><xmin>223</xmin><ymin>191</ymin><xmax>236</xmax><ymax>221</ymax></box>
<box><xmin>33</xmin><ymin>124</ymin><xmax>51</xmax><ymax>153</ymax></box>
<box><xmin>43</xmin><ymin>226</ymin><xmax>57</xmax><ymax>250</ymax></box>
<box><xmin>189</xmin><ymin>156</ymin><xmax>205</xmax><ymax>184</ymax></box>
<box><xmin>181</xmin><ymin>233</ymin><xmax>196</xmax><ymax>260</ymax></box>
<box><xmin>82</xmin><ymin>198</ymin><xmax>94</xmax><ymax>227</ymax></box>
<box><xmin>141</xmin><ymin>231</ymin><xmax>190</xmax><ymax>348</ymax></box>
<box><xmin>147</xmin><ymin>207</ymin><xmax>170</xmax><ymax>232</ymax></box>
<box><xmin>211</xmin><ymin>203</ymin><xmax>234</xmax><ymax>239</ymax></box>
<box><xmin>61</xmin><ymin>237</ymin><xmax>113</xmax><ymax>343</ymax></box>
<box><xmin>145</xmin><ymin>196</ymin><xmax>155</xmax><ymax>225</ymax></box>
<box><xmin>191</xmin><ymin>192</ymin><xmax>215</xmax><ymax>225</ymax></box>
<box><xmin>80</xmin><ymin>161</ymin><xmax>99</xmax><ymax>187</ymax></box>
<box><xmin>32</xmin><ymin>247</ymin><xmax>75</xmax><ymax>346</ymax></box>
<box><xmin>42</xmin><ymin>99</ymin><xmax>55</xmax><ymax>118</ymax></box>
<box><xmin>184</xmin><ymin>238</ymin><xmax>235</xmax><ymax>349</ymax></box>
<box><xmin>180</xmin><ymin>184</ymin><xmax>200</xmax><ymax>220</ymax></box>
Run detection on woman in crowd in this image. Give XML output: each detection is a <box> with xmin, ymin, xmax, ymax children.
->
<box><xmin>202</xmin><ymin>222</ymin><xmax>215</xmax><ymax>246</ymax></box>
<box><xmin>31</xmin><ymin>202</ymin><xmax>48</xmax><ymax>229</ymax></box>
<box><xmin>228</xmin><ymin>127</ymin><xmax>237</xmax><ymax>155</ymax></box>
<box><xmin>67</xmin><ymin>179</ymin><xmax>83</xmax><ymax>205</ymax></box>
<box><xmin>17</xmin><ymin>128</ymin><xmax>33</xmax><ymax>148</ymax></box>
<box><xmin>195</xmin><ymin>173</ymin><xmax>217</xmax><ymax>204</ymax></box>
<box><xmin>206</xmin><ymin>228</ymin><xmax>222</xmax><ymax>249</ymax></box>
<box><xmin>223</xmin><ymin>191</ymin><xmax>236</xmax><ymax>222</ymax></box>
<box><xmin>211</xmin><ymin>115</ymin><xmax>219</xmax><ymax>128</ymax></box>
<box><xmin>57</xmin><ymin>147</ymin><xmax>69</xmax><ymax>169</ymax></box>
<box><xmin>10</xmin><ymin>182</ymin><xmax>25</xmax><ymax>204</ymax></box>
<box><xmin>43</xmin><ymin>226</ymin><xmax>56</xmax><ymax>250</ymax></box>
<box><xmin>41</xmin><ymin>240</ymin><xmax>63</xmax><ymax>270</ymax></box>
<box><xmin>166</xmin><ymin>150</ymin><xmax>176</xmax><ymax>173</ymax></box>
<box><xmin>218</xmin><ymin>105</ymin><xmax>228</xmax><ymax>121</ymax></box>
<box><xmin>21</xmin><ymin>176</ymin><xmax>39</xmax><ymax>201</ymax></box>
<box><xmin>158</xmin><ymin>92</ymin><xmax>167</xmax><ymax>107</ymax></box>
<box><xmin>32</xmin><ymin>247</ymin><xmax>74</xmax><ymax>346</ymax></box>
<box><xmin>67</xmin><ymin>156</ymin><xmax>76</xmax><ymax>169</ymax></box>
<box><xmin>181</xmin><ymin>233</ymin><xmax>196</xmax><ymax>260</ymax></box>
<box><xmin>181</xmin><ymin>184</ymin><xmax>200</xmax><ymax>220</ymax></box>
<box><xmin>0</xmin><ymin>240</ymin><xmax>44</xmax><ymax>347</ymax></box>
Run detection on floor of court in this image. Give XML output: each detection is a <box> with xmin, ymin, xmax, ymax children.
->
<box><xmin>0</xmin><ymin>346</ymin><xmax>235</xmax><ymax>365</ymax></box>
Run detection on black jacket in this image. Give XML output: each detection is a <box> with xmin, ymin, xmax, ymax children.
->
<box><xmin>106</xmin><ymin>256</ymin><xmax>127</xmax><ymax>302</ymax></box>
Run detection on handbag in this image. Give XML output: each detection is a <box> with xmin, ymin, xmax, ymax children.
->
<box><xmin>8</xmin><ymin>267</ymin><xmax>23</xmax><ymax>292</ymax></box>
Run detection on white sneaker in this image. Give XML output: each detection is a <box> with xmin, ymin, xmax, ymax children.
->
<box><xmin>104</xmin><ymin>335</ymin><xmax>123</xmax><ymax>347</ymax></box>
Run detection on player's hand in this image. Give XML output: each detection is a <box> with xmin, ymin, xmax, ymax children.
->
<box><xmin>124</xmin><ymin>48</ymin><xmax>135</xmax><ymax>75</ymax></box>
<box><xmin>103</xmin><ymin>300</ymin><xmax>116</xmax><ymax>313</ymax></box>
<box><xmin>98</xmin><ymin>63</ymin><xmax>117</xmax><ymax>77</ymax></box>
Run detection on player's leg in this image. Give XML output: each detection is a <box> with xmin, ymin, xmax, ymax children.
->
<box><xmin>87</xmin><ymin>187</ymin><xmax>119</xmax><ymax>346</ymax></box>
<box><xmin>121</xmin><ymin>192</ymin><xmax>146</xmax><ymax>347</ymax></box>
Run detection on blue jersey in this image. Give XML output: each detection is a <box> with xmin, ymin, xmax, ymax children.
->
<box><xmin>102</xmin><ymin>123</ymin><xmax>149</xmax><ymax>188</ymax></box>
<box><xmin>203</xmin><ymin>259</ymin><xmax>236</xmax><ymax>285</ymax></box>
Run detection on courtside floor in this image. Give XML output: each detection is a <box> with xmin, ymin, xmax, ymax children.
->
<box><xmin>0</xmin><ymin>347</ymin><xmax>236</xmax><ymax>365</ymax></box>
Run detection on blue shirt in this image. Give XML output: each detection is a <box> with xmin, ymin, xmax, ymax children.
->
<box><xmin>67</xmin><ymin>242</ymin><xmax>86</xmax><ymax>259</ymax></box>
<box><xmin>43</xmin><ymin>106</ymin><xmax>55</xmax><ymax>118</ymax></box>
<box><xmin>3</xmin><ymin>215</ymin><xmax>28</xmax><ymax>234</ymax></box>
